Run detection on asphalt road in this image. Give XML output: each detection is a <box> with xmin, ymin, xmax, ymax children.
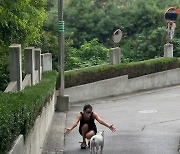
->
<box><xmin>64</xmin><ymin>85</ymin><xmax>180</xmax><ymax>154</ymax></box>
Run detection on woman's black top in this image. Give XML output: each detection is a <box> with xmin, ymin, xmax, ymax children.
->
<box><xmin>79</xmin><ymin>112</ymin><xmax>97</xmax><ymax>135</ymax></box>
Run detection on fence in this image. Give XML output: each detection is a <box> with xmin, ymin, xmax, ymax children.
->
<box><xmin>4</xmin><ymin>44</ymin><xmax>52</xmax><ymax>92</ymax></box>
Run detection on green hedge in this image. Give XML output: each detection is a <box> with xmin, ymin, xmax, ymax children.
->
<box><xmin>0</xmin><ymin>71</ymin><xmax>57</xmax><ymax>153</ymax></box>
<box><xmin>56</xmin><ymin>58</ymin><xmax>180</xmax><ymax>88</ymax></box>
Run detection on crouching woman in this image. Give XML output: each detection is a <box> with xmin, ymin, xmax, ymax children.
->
<box><xmin>65</xmin><ymin>104</ymin><xmax>116</xmax><ymax>149</ymax></box>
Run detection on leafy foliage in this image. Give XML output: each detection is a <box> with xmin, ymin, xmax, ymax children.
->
<box><xmin>64</xmin><ymin>0</ymin><xmax>180</xmax><ymax>61</ymax></box>
<box><xmin>0</xmin><ymin>0</ymin><xmax>48</xmax><ymax>91</ymax></box>
<box><xmin>65</xmin><ymin>38</ymin><xmax>109</xmax><ymax>70</ymax></box>
<box><xmin>0</xmin><ymin>0</ymin><xmax>47</xmax><ymax>47</ymax></box>
<box><xmin>0</xmin><ymin>71</ymin><xmax>57</xmax><ymax>153</ymax></box>
<box><xmin>1</xmin><ymin>0</ymin><xmax>180</xmax><ymax>90</ymax></box>
<box><xmin>56</xmin><ymin>57</ymin><xmax>179</xmax><ymax>88</ymax></box>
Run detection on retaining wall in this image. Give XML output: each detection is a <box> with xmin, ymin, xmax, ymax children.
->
<box><xmin>65</xmin><ymin>68</ymin><xmax>180</xmax><ymax>103</ymax></box>
<box><xmin>8</xmin><ymin>91</ymin><xmax>56</xmax><ymax>154</ymax></box>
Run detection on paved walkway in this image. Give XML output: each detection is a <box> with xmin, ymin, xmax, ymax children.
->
<box><xmin>42</xmin><ymin>112</ymin><xmax>66</xmax><ymax>154</ymax></box>
<box><xmin>43</xmin><ymin>85</ymin><xmax>180</xmax><ymax>154</ymax></box>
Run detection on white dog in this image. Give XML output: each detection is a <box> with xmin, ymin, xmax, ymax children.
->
<box><xmin>90</xmin><ymin>131</ymin><xmax>104</xmax><ymax>154</ymax></box>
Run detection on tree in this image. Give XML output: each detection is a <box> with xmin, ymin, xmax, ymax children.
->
<box><xmin>0</xmin><ymin>0</ymin><xmax>47</xmax><ymax>47</ymax></box>
<box><xmin>120</xmin><ymin>0</ymin><xmax>180</xmax><ymax>61</ymax></box>
<box><xmin>0</xmin><ymin>0</ymin><xmax>47</xmax><ymax>91</ymax></box>
<box><xmin>64</xmin><ymin>38</ymin><xmax>109</xmax><ymax>70</ymax></box>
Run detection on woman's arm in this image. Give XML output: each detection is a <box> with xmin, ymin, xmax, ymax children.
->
<box><xmin>65</xmin><ymin>113</ymin><xmax>81</xmax><ymax>135</ymax></box>
<box><xmin>93</xmin><ymin>112</ymin><xmax>116</xmax><ymax>132</ymax></box>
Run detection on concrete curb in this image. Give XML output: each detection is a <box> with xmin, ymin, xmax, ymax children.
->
<box><xmin>42</xmin><ymin>112</ymin><xmax>66</xmax><ymax>154</ymax></box>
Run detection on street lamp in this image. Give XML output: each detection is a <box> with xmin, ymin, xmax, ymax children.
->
<box><xmin>56</xmin><ymin>0</ymin><xmax>69</xmax><ymax>112</ymax></box>
<box><xmin>58</xmin><ymin>0</ymin><xmax>65</xmax><ymax>96</ymax></box>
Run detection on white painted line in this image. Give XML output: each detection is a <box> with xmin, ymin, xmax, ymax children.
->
<box><xmin>138</xmin><ymin>110</ymin><xmax>158</xmax><ymax>114</ymax></box>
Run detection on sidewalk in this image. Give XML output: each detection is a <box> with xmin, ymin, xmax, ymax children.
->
<box><xmin>43</xmin><ymin>84</ymin><xmax>180</xmax><ymax>154</ymax></box>
<box><xmin>42</xmin><ymin>112</ymin><xmax>66</xmax><ymax>154</ymax></box>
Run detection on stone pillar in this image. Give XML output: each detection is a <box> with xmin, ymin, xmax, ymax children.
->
<box><xmin>41</xmin><ymin>54</ymin><xmax>45</xmax><ymax>72</ymax></box>
<box><xmin>164</xmin><ymin>43</ymin><xmax>173</xmax><ymax>57</ymax></box>
<box><xmin>56</xmin><ymin>95</ymin><xmax>69</xmax><ymax>112</ymax></box>
<box><xmin>109</xmin><ymin>47</ymin><xmax>121</xmax><ymax>65</ymax></box>
<box><xmin>35</xmin><ymin>48</ymin><xmax>41</xmax><ymax>82</ymax></box>
<box><xmin>41</xmin><ymin>53</ymin><xmax>52</xmax><ymax>72</ymax></box>
<box><xmin>9</xmin><ymin>44</ymin><xmax>22</xmax><ymax>91</ymax></box>
<box><xmin>25</xmin><ymin>47</ymin><xmax>35</xmax><ymax>85</ymax></box>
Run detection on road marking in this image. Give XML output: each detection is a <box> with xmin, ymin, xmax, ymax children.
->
<box><xmin>138</xmin><ymin>110</ymin><xmax>158</xmax><ymax>114</ymax></box>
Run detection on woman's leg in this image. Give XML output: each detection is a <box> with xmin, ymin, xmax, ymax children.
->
<box><xmin>86</xmin><ymin>130</ymin><xmax>95</xmax><ymax>148</ymax></box>
<box><xmin>81</xmin><ymin>125</ymin><xmax>95</xmax><ymax>148</ymax></box>
<box><xmin>81</xmin><ymin>124</ymin><xmax>89</xmax><ymax>144</ymax></box>
<box><xmin>86</xmin><ymin>130</ymin><xmax>95</xmax><ymax>139</ymax></box>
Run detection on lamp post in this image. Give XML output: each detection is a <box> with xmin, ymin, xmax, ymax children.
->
<box><xmin>58</xmin><ymin>0</ymin><xmax>65</xmax><ymax>96</ymax></box>
<box><xmin>56</xmin><ymin>0</ymin><xmax>69</xmax><ymax>112</ymax></box>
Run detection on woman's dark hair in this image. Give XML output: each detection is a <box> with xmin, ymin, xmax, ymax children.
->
<box><xmin>83</xmin><ymin>104</ymin><xmax>92</xmax><ymax>111</ymax></box>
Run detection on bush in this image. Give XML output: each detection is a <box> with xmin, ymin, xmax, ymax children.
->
<box><xmin>56</xmin><ymin>57</ymin><xmax>179</xmax><ymax>88</ymax></box>
<box><xmin>65</xmin><ymin>38</ymin><xmax>109</xmax><ymax>70</ymax></box>
<box><xmin>0</xmin><ymin>71</ymin><xmax>57</xmax><ymax>153</ymax></box>
<box><xmin>126</xmin><ymin>57</ymin><xmax>179</xmax><ymax>78</ymax></box>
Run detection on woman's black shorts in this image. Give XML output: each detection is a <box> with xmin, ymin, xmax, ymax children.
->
<box><xmin>79</xmin><ymin>123</ymin><xmax>97</xmax><ymax>135</ymax></box>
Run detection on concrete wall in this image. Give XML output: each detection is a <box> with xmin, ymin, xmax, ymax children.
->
<box><xmin>22</xmin><ymin>75</ymin><xmax>31</xmax><ymax>90</ymax></box>
<box><xmin>8</xmin><ymin>91</ymin><xmax>56</xmax><ymax>154</ymax></box>
<box><xmin>25</xmin><ymin>47</ymin><xmax>36</xmax><ymax>86</ymax></box>
<box><xmin>4</xmin><ymin>81</ymin><xmax>17</xmax><ymax>92</ymax></box>
<box><xmin>5</xmin><ymin>45</ymin><xmax>44</xmax><ymax>92</ymax></box>
<box><xmin>164</xmin><ymin>43</ymin><xmax>173</xmax><ymax>57</ymax></box>
<box><xmin>65</xmin><ymin>68</ymin><xmax>180</xmax><ymax>103</ymax></box>
<box><xmin>109</xmin><ymin>47</ymin><xmax>121</xmax><ymax>65</ymax></box>
<box><xmin>41</xmin><ymin>53</ymin><xmax>52</xmax><ymax>72</ymax></box>
<box><xmin>35</xmin><ymin>48</ymin><xmax>41</xmax><ymax>81</ymax></box>
<box><xmin>8</xmin><ymin>44</ymin><xmax>22</xmax><ymax>91</ymax></box>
